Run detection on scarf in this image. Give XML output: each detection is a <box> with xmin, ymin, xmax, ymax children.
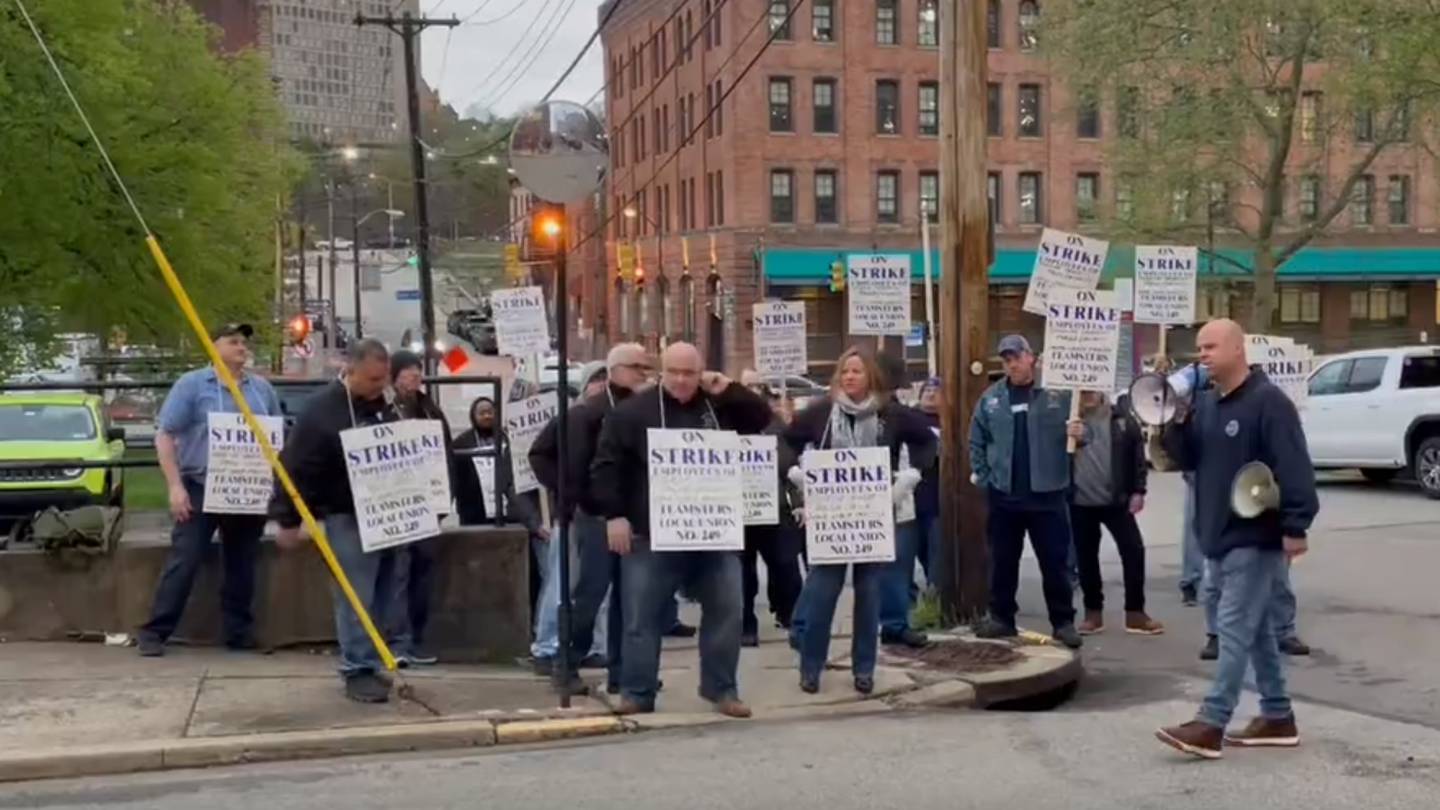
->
<box><xmin>827</xmin><ymin>393</ymin><xmax>881</xmax><ymax>449</ymax></box>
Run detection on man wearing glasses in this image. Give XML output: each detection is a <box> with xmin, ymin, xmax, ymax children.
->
<box><xmin>137</xmin><ymin>323</ymin><xmax>282</xmax><ymax>657</ymax></box>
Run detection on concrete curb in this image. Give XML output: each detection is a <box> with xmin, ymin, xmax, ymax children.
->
<box><xmin>0</xmin><ymin>715</ymin><xmax>628</xmax><ymax>785</ymax></box>
<box><xmin>881</xmin><ymin>633</ymin><xmax>1083</xmax><ymax>709</ymax></box>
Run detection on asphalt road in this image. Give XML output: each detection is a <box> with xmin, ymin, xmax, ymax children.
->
<box><xmin>3</xmin><ymin>472</ymin><xmax>1437</xmax><ymax>809</ymax></box>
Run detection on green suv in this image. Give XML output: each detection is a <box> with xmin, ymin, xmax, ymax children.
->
<box><xmin>0</xmin><ymin>393</ymin><xmax>126</xmax><ymax>531</ymax></box>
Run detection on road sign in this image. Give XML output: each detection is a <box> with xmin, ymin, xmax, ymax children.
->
<box><xmin>396</xmin><ymin>289</ymin><xmax>422</xmax><ymax>301</ymax></box>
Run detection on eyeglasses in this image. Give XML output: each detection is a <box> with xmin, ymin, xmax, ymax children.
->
<box><xmin>617</xmin><ymin>363</ymin><xmax>653</xmax><ymax>373</ymax></box>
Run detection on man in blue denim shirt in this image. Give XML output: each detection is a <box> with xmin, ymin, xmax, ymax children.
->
<box><xmin>969</xmin><ymin>335</ymin><xmax>1085</xmax><ymax>650</ymax></box>
<box><xmin>137</xmin><ymin>323</ymin><xmax>282</xmax><ymax>657</ymax></box>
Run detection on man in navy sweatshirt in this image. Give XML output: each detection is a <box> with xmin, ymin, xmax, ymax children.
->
<box><xmin>1155</xmin><ymin>319</ymin><xmax>1318</xmax><ymax>760</ymax></box>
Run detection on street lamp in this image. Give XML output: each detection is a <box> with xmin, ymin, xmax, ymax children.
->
<box><xmin>351</xmin><ymin>207</ymin><xmax>405</xmax><ymax>339</ymax></box>
<box><xmin>622</xmin><ymin>205</ymin><xmax>668</xmax><ymax>344</ymax></box>
<box><xmin>341</xmin><ymin>145</ymin><xmax>361</xmax><ymax>162</ymax></box>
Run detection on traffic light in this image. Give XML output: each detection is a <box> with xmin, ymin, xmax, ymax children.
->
<box><xmin>286</xmin><ymin>314</ymin><xmax>312</xmax><ymax>344</ymax></box>
<box><xmin>829</xmin><ymin>260</ymin><xmax>846</xmax><ymax>293</ymax></box>
<box><xmin>530</xmin><ymin>202</ymin><xmax>565</xmax><ymax>250</ymax></box>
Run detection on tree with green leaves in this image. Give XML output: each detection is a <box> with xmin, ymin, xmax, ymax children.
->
<box><xmin>0</xmin><ymin>0</ymin><xmax>296</xmax><ymax>375</ymax></box>
<box><xmin>1043</xmin><ymin>0</ymin><xmax>1440</xmax><ymax>331</ymax></box>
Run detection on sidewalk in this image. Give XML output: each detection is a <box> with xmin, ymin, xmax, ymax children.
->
<box><xmin>0</xmin><ymin>600</ymin><xmax>1078</xmax><ymax>782</ymax></box>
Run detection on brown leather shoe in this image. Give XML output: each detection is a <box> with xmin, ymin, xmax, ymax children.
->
<box><xmin>1124</xmin><ymin>611</ymin><xmax>1165</xmax><ymax>636</ymax></box>
<box><xmin>614</xmin><ymin>698</ymin><xmax>653</xmax><ymax>716</ymax></box>
<box><xmin>1078</xmin><ymin>610</ymin><xmax>1105</xmax><ymax>635</ymax></box>
<box><xmin>714</xmin><ymin>698</ymin><xmax>753</xmax><ymax>719</ymax></box>
<box><xmin>1156</xmin><ymin>721</ymin><xmax>1223</xmax><ymax>760</ymax></box>
<box><xmin>1225</xmin><ymin>716</ymin><xmax>1300</xmax><ymax>747</ymax></box>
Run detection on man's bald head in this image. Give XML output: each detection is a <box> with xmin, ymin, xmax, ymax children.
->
<box><xmin>661</xmin><ymin>342</ymin><xmax>703</xmax><ymax>403</ymax></box>
<box><xmin>1196</xmin><ymin>318</ymin><xmax>1248</xmax><ymax>388</ymax></box>
<box><xmin>605</xmin><ymin>342</ymin><xmax>651</xmax><ymax>391</ymax></box>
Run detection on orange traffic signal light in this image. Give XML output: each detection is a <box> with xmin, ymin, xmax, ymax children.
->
<box><xmin>530</xmin><ymin>202</ymin><xmax>565</xmax><ymax>248</ymax></box>
<box><xmin>287</xmin><ymin>315</ymin><xmax>312</xmax><ymax>344</ymax></box>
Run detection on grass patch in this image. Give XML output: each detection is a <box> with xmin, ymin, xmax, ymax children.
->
<box><xmin>122</xmin><ymin>451</ymin><xmax>168</xmax><ymax>511</ymax></box>
<box><xmin>909</xmin><ymin>587</ymin><xmax>944</xmax><ymax>632</ymax></box>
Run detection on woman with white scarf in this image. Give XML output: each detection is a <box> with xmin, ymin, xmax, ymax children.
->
<box><xmin>782</xmin><ymin>347</ymin><xmax>936</xmax><ymax>695</ymax></box>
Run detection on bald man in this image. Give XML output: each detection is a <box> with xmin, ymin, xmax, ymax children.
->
<box><xmin>591</xmin><ymin>343</ymin><xmax>773</xmax><ymax>717</ymax></box>
<box><xmin>1155</xmin><ymin>319</ymin><xmax>1318</xmax><ymax>760</ymax></box>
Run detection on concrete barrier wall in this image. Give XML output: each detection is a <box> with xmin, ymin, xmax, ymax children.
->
<box><xmin>0</xmin><ymin>527</ymin><xmax>531</xmax><ymax>663</ymax></box>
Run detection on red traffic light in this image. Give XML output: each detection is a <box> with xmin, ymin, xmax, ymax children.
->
<box><xmin>287</xmin><ymin>315</ymin><xmax>312</xmax><ymax>344</ymax></box>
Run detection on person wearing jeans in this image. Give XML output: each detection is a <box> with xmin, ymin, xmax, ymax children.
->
<box><xmin>1155</xmin><ymin>319</ymin><xmax>1318</xmax><ymax>759</ymax></box>
<box><xmin>531</xmin><ymin>515</ymin><xmax>610</xmax><ymax>670</ymax></box>
<box><xmin>1179</xmin><ymin>473</ymin><xmax>1205</xmax><ymax>605</ymax></box>
<box><xmin>324</xmin><ymin>513</ymin><xmax>405</xmax><ymax>677</ymax></box>
<box><xmin>1199</xmin><ymin>553</ymin><xmax>1307</xmax><ymax>659</ymax></box>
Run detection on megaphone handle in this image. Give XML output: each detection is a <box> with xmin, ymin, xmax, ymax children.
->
<box><xmin>1066</xmin><ymin>394</ymin><xmax>1081</xmax><ymax>454</ymax></box>
<box><xmin>1158</xmin><ymin>324</ymin><xmax>1168</xmax><ymax>359</ymax></box>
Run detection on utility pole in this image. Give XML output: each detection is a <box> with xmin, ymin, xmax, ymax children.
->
<box><xmin>938</xmin><ymin>0</ymin><xmax>991</xmax><ymax>622</ymax></box>
<box><xmin>355</xmin><ymin>10</ymin><xmax>459</xmax><ymax>374</ymax></box>
<box><xmin>351</xmin><ymin>183</ymin><xmax>364</xmax><ymax>340</ymax></box>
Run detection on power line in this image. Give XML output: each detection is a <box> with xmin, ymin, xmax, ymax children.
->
<box><xmin>472</xmin><ymin>0</ymin><xmax>581</xmax><ymax>111</ymax></box>
<box><xmin>454</xmin><ymin>0</ymin><xmax>559</xmax><ymax>108</ymax></box>
<box><xmin>568</xmin><ymin>0</ymin><xmax>810</xmax><ymax>258</ymax></box>
<box><xmin>537</xmin><ymin>0</ymin><xmax>634</xmax><ymax>106</ymax></box>
<box><xmin>459</xmin><ymin>0</ymin><xmax>523</xmax><ymax>25</ymax></box>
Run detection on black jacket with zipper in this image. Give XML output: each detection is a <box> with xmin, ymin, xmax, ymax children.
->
<box><xmin>529</xmin><ymin>382</ymin><xmax>635</xmax><ymax>520</ymax></box>
<box><xmin>782</xmin><ymin>395</ymin><xmax>938</xmax><ymax>473</ymax></box>
<box><xmin>1069</xmin><ymin>394</ymin><xmax>1148</xmax><ymax>507</ymax></box>
<box><xmin>591</xmin><ymin>383</ymin><xmax>773</xmax><ymax>532</ymax></box>
<box><xmin>269</xmin><ymin>380</ymin><xmax>400</xmax><ymax>528</ymax></box>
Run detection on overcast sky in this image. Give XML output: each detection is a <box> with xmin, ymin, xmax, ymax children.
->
<box><xmin>419</xmin><ymin>0</ymin><xmax>607</xmax><ymax>121</ymax></box>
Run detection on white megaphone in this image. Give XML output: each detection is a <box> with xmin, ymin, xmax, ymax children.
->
<box><xmin>1127</xmin><ymin>365</ymin><xmax>1200</xmax><ymax>427</ymax></box>
<box><xmin>1231</xmin><ymin>461</ymin><xmax>1281</xmax><ymax>518</ymax></box>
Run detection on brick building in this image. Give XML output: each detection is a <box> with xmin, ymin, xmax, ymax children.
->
<box><xmin>594</xmin><ymin>0</ymin><xmax>1440</xmax><ymax>376</ymax></box>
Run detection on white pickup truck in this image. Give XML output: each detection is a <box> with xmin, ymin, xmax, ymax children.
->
<box><xmin>1303</xmin><ymin>346</ymin><xmax>1440</xmax><ymax>497</ymax></box>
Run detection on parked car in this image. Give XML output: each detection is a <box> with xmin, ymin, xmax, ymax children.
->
<box><xmin>446</xmin><ymin>307</ymin><xmax>497</xmax><ymax>355</ymax></box>
<box><xmin>0</xmin><ymin>393</ymin><xmax>126</xmax><ymax>531</ymax></box>
<box><xmin>1303</xmin><ymin>346</ymin><xmax>1440</xmax><ymax>497</ymax></box>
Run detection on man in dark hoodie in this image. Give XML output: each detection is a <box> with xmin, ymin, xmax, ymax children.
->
<box><xmin>271</xmin><ymin>339</ymin><xmax>403</xmax><ymax>704</ymax></box>
<box><xmin>1156</xmin><ymin>319</ymin><xmax>1318</xmax><ymax>760</ymax></box>
<box><xmin>593</xmin><ymin>342</ymin><xmax>772</xmax><ymax>717</ymax></box>
<box><xmin>529</xmin><ymin>343</ymin><xmax>650</xmax><ymax>692</ymax></box>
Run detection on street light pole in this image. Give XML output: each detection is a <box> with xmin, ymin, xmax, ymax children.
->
<box><xmin>351</xmin><ymin>184</ymin><xmax>363</xmax><ymax>340</ymax></box>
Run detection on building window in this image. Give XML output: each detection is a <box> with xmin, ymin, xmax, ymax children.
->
<box><xmin>1207</xmin><ymin>180</ymin><xmax>1231</xmax><ymax>226</ymax></box>
<box><xmin>1075</xmin><ymin>173</ymin><xmax>1099</xmax><ymax>222</ymax></box>
<box><xmin>987</xmin><ymin>0</ymin><xmax>1000</xmax><ymax>48</ymax></box>
<box><xmin>1018</xmin><ymin>1</ymin><xmax>1040</xmax><ymax>51</ymax></box>
<box><xmin>716</xmin><ymin>170</ymin><xmax>725</xmax><ymax>225</ymax></box>
<box><xmin>711</xmin><ymin>0</ymin><xmax>722</xmax><ymax>46</ymax></box>
<box><xmin>918</xmin><ymin>0</ymin><xmax>939</xmax><ymax>47</ymax></box>
<box><xmin>876</xmin><ymin>0</ymin><xmax>897</xmax><ymax>45</ymax></box>
<box><xmin>920</xmin><ymin>172</ymin><xmax>939</xmax><ymax>223</ymax></box>
<box><xmin>661</xmin><ymin>105</ymin><xmax>670</xmax><ymax>152</ymax></box>
<box><xmin>812</xmin><ymin>0</ymin><xmax>834</xmax><ymax>41</ymax></box>
<box><xmin>1299</xmin><ymin>176</ymin><xmax>1320</xmax><ymax>222</ymax></box>
<box><xmin>1116</xmin><ymin>180</ymin><xmax>1134</xmax><ymax>221</ymax></box>
<box><xmin>1351</xmin><ymin>174</ymin><xmax>1374</xmax><ymax>226</ymax></box>
<box><xmin>1388</xmin><ymin>175</ymin><xmax>1410</xmax><ymax>225</ymax></box>
<box><xmin>1197</xmin><ymin>285</ymin><xmax>1232</xmax><ymax>320</ymax></box>
<box><xmin>813</xmin><ymin>78</ymin><xmax>837</xmax><ymax>133</ymax></box>
<box><xmin>770</xmin><ymin>170</ymin><xmax>795</xmax><ymax>223</ymax></box>
<box><xmin>1076</xmin><ymin>92</ymin><xmax>1100</xmax><ymax>139</ymax></box>
<box><xmin>918</xmin><ymin>82</ymin><xmax>939</xmax><ymax>136</ymax></box>
<box><xmin>1352</xmin><ymin>284</ymin><xmax>1408</xmax><ymax>322</ymax></box>
<box><xmin>1170</xmin><ymin>188</ymin><xmax>1191</xmax><ymax>223</ymax></box>
<box><xmin>769</xmin><ymin>77</ymin><xmax>793</xmax><ymax>132</ymax></box>
<box><xmin>988</xmin><ymin>172</ymin><xmax>1001</xmax><ymax>223</ymax></box>
<box><xmin>1300</xmin><ymin>91</ymin><xmax>1321</xmax><ymax>144</ymax></box>
<box><xmin>769</xmin><ymin>0</ymin><xmax>791</xmax><ymax>39</ymax></box>
<box><xmin>876</xmin><ymin>80</ymin><xmax>900</xmax><ymax>134</ymax></box>
<box><xmin>1018</xmin><ymin>84</ymin><xmax>1041</xmax><ymax>137</ymax></box>
<box><xmin>1355</xmin><ymin>108</ymin><xmax>1374</xmax><ymax>143</ymax></box>
<box><xmin>1018</xmin><ymin>172</ymin><xmax>1042</xmax><ymax>224</ymax></box>
<box><xmin>702</xmin><ymin>0</ymin><xmax>713</xmax><ymax>49</ymax></box>
<box><xmin>987</xmin><ymin>83</ymin><xmax>1001</xmax><ymax>136</ymax></box>
<box><xmin>1279</xmin><ymin>285</ymin><xmax>1321</xmax><ymax>324</ymax></box>
<box><xmin>815</xmin><ymin>170</ymin><xmax>838</xmax><ymax>224</ymax></box>
<box><xmin>1118</xmin><ymin>86</ymin><xmax>1139</xmax><ymax>138</ymax></box>
<box><xmin>657</xmin><ymin>108</ymin><xmax>666</xmax><ymax>151</ymax></box>
<box><xmin>876</xmin><ymin>171</ymin><xmax>899</xmax><ymax>224</ymax></box>
<box><xmin>713</xmin><ymin>80</ymin><xmax>724</xmax><ymax>135</ymax></box>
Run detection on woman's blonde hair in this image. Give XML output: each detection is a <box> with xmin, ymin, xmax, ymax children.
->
<box><xmin>829</xmin><ymin>346</ymin><xmax>890</xmax><ymax>405</ymax></box>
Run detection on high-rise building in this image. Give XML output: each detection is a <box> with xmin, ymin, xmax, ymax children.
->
<box><xmin>189</xmin><ymin>0</ymin><xmax>416</xmax><ymax>145</ymax></box>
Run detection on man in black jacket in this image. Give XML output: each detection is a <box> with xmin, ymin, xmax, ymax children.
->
<box><xmin>271</xmin><ymin>339</ymin><xmax>404</xmax><ymax>705</ymax></box>
<box><xmin>528</xmin><ymin>343</ymin><xmax>649</xmax><ymax>690</ymax></box>
<box><xmin>1069</xmin><ymin>391</ymin><xmax>1163</xmax><ymax>636</ymax></box>
<box><xmin>1155</xmin><ymin>319</ymin><xmax>1319</xmax><ymax>760</ymax></box>
<box><xmin>593</xmin><ymin>342</ymin><xmax>772</xmax><ymax>717</ymax></box>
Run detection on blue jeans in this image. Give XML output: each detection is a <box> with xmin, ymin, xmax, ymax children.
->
<box><xmin>1204</xmin><ymin>555</ymin><xmax>1299</xmax><ymax>642</ymax></box>
<box><xmin>880</xmin><ymin>521</ymin><xmax>921</xmax><ymax>635</ymax></box>
<box><xmin>531</xmin><ymin>519</ymin><xmax>609</xmax><ymax>660</ymax></box>
<box><xmin>1180</xmin><ymin>474</ymin><xmax>1205</xmax><ymax>591</ymax></box>
<box><xmin>619</xmin><ymin>540</ymin><xmax>743</xmax><ymax>709</ymax></box>
<box><xmin>1197</xmin><ymin>546</ymin><xmax>1293</xmax><ymax>728</ymax></box>
<box><xmin>141</xmin><ymin>479</ymin><xmax>265</xmax><ymax>646</ymax></box>
<box><xmin>323</xmin><ymin>514</ymin><xmax>404</xmax><ymax>677</ymax></box>
<box><xmin>797</xmin><ymin>563</ymin><xmax>882</xmax><ymax>680</ymax></box>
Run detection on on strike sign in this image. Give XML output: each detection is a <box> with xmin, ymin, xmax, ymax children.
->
<box><xmin>203</xmin><ymin>413</ymin><xmax>284</xmax><ymax>515</ymax></box>
<box><xmin>340</xmin><ymin>422</ymin><xmax>439</xmax><ymax>552</ymax></box>
<box><xmin>803</xmin><ymin>446</ymin><xmax>896</xmax><ymax>565</ymax></box>
<box><xmin>1134</xmin><ymin>245</ymin><xmax>1199</xmax><ymax>325</ymax></box>
<box><xmin>1023</xmin><ymin>228</ymin><xmax>1109</xmax><ymax>316</ymax></box>
<box><xmin>647</xmin><ymin>429</ymin><xmax>746</xmax><ymax>551</ymax></box>
<box><xmin>1041</xmin><ymin>288</ymin><xmax>1123</xmax><ymax>392</ymax></box>
<box><xmin>738</xmin><ymin>435</ymin><xmax>779</xmax><ymax>526</ymax></box>
<box><xmin>505</xmin><ymin>392</ymin><xmax>559</xmax><ymax>493</ymax></box>
<box><xmin>847</xmin><ymin>254</ymin><xmax>912</xmax><ymax>335</ymax></box>
<box><xmin>491</xmin><ymin>286</ymin><xmax>551</xmax><ymax>358</ymax></box>
<box><xmin>752</xmin><ymin>300</ymin><xmax>808</xmax><ymax>377</ymax></box>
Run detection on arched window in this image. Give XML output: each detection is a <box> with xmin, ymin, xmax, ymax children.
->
<box><xmin>1018</xmin><ymin>1</ymin><xmax>1039</xmax><ymax>51</ymax></box>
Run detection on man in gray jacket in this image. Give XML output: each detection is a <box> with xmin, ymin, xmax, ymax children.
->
<box><xmin>968</xmin><ymin>335</ymin><xmax>1085</xmax><ymax>650</ymax></box>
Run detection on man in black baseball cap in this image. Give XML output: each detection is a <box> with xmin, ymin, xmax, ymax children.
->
<box><xmin>967</xmin><ymin>333</ymin><xmax>1085</xmax><ymax>649</ymax></box>
<box><xmin>211</xmin><ymin>322</ymin><xmax>255</xmax><ymax>341</ymax></box>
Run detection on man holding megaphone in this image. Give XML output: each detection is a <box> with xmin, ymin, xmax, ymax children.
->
<box><xmin>1153</xmin><ymin>319</ymin><xmax>1318</xmax><ymax>761</ymax></box>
